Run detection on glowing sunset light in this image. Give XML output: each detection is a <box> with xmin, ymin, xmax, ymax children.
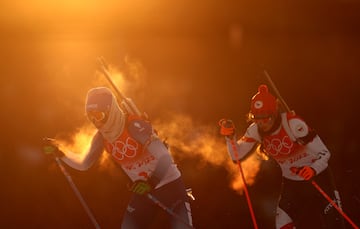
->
<box><xmin>153</xmin><ymin>113</ymin><xmax>262</xmax><ymax>194</ymax></box>
<box><xmin>52</xmin><ymin>65</ymin><xmax>126</xmax><ymax>160</ymax></box>
<box><xmin>230</xmin><ymin>153</ymin><xmax>260</xmax><ymax>195</ymax></box>
<box><xmin>49</xmin><ymin>58</ymin><xmax>262</xmax><ymax>194</ymax></box>
<box><xmin>56</xmin><ymin>124</ymin><xmax>97</xmax><ymax>162</ymax></box>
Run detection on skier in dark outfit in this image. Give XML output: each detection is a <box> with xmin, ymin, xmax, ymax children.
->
<box><xmin>50</xmin><ymin>87</ymin><xmax>193</xmax><ymax>229</ymax></box>
<box><xmin>220</xmin><ymin>84</ymin><xmax>344</xmax><ymax>229</ymax></box>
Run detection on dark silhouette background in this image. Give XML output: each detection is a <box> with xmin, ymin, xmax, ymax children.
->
<box><xmin>1</xmin><ymin>1</ymin><xmax>359</xmax><ymax>228</ymax></box>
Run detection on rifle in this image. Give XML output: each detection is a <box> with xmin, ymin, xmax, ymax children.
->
<box><xmin>97</xmin><ymin>56</ymin><xmax>144</xmax><ymax>118</ymax></box>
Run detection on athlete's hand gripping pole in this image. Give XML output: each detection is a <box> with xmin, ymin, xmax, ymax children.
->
<box><xmin>219</xmin><ymin>119</ymin><xmax>259</xmax><ymax>229</ymax></box>
<box><xmin>265</xmin><ymin>71</ymin><xmax>359</xmax><ymax>228</ymax></box>
<box><xmin>126</xmin><ymin>180</ymin><xmax>194</xmax><ymax>228</ymax></box>
<box><xmin>43</xmin><ymin>138</ymin><xmax>102</xmax><ymax>229</ymax></box>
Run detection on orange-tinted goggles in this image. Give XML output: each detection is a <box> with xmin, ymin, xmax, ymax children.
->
<box><xmin>87</xmin><ymin>110</ymin><xmax>107</xmax><ymax>123</ymax></box>
<box><xmin>251</xmin><ymin>114</ymin><xmax>273</xmax><ymax>123</ymax></box>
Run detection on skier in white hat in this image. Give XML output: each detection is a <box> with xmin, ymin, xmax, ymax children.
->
<box><xmin>50</xmin><ymin>87</ymin><xmax>193</xmax><ymax>229</ymax></box>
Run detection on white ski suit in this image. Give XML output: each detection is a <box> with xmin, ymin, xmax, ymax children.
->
<box><xmin>225</xmin><ymin>112</ymin><xmax>344</xmax><ymax>229</ymax></box>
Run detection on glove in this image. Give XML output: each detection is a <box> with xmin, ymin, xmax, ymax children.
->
<box><xmin>129</xmin><ymin>180</ymin><xmax>152</xmax><ymax>195</ymax></box>
<box><xmin>292</xmin><ymin>166</ymin><xmax>316</xmax><ymax>180</ymax></box>
<box><xmin>43</xmin><ymin>145</ymin><xmax>65</xmax><ymax>158</ymax></box>
<box><xmin>218</xmin><ymin>119</ymin><xmax>235</xmax><ymax>136</ymax></box>
<box><xmin>42</xmin><ymin>138</ymin><xmax>65</xmax><ymax>158</ymax></box>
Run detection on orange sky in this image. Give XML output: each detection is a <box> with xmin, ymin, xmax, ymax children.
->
<box><xmin>1</xmin><ymin>1</ymin><xmax>360</xmax><ymax>228</ymax></box>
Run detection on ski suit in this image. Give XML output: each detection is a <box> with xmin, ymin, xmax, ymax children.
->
<box><xmin>61</xmin><ymin>114</ymin><xmax>192</xmax><ymax>229</ymax></box>
<box><xmin>225</xmin><ymin>112</ymin><xmax>344</xmax><ymax>229</ymax></box>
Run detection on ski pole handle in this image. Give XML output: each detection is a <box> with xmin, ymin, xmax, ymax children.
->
<box><xmin>218</xmin><ymin>119</ymin><xmax>235</xmax><ymax>129</ymax></box>
<box><xmin>218</xmin><ymin>119</ymin><xmax>236</xmax><ymax>137</ymax></box>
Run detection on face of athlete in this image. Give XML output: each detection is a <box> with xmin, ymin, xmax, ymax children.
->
<box><xmin>253</xmin><ymin>114</ymin><xmax>276</xmax><ymax>132</ymax></box>
<box><xmin>87</xmin><ymin>110</ymin><xmax>109</xmax><ymax>128</ymax></box>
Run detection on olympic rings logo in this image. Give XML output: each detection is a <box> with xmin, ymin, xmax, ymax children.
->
<box><xmin>264</xmin><ymin>135</ymin><xmax>293</xmax><ymax>156</ymax></box>
<box><xmin>111</xmin><ymin>137</ymin><xmax>139</xmax><ymax>161</ymax></box>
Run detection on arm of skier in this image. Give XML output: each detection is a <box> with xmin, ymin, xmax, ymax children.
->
<box><xmin>304</xmin><ymin>135</ymin><xmax>330</xmax><ymax>175</ymax></box>
<box><xmin>128</xmin><ymin>140</ymin><xmax>173</xmax><ymax>195</ymax></box>
<box><xmin>226</xmin><ymin>138</ymin><xmax>258</xmax><ymax>162</ymax></box>
<box><xmin>220</xmin><ymin>120</ymin><xmax>260</xmax><ymax>162</ymax></box>
<box><xmin>146</xmin><ymin>140</ymin><xmax>174</xmax><ymax>187</ymax></box>
<box><xmin>288</xmin><ymin>118</ymin><xmax>330</xmax><ymax>175</ymax></box>
<box><xmin>60</xmin><ymin>131</ymin><xmax>105</xmax><ymax>171</ymax></box>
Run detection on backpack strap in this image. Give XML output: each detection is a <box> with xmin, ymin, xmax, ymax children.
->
<box><xmin>127</xmin><ymin>115</ymin><xmax>156</xmax><ymax>147</ymax></box>
<box><xmin>281</xmin><ymin>112</ymin><xmax>297</xmax><ymax>142</ymax></box>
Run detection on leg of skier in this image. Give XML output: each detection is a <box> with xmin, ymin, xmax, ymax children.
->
<box><xmin>121</xmin><ymin>178</ymin><xmax>193</xmax><ymax>229</ymax></box>
<box><xmin>277</xmin><ymin>178</ymin><xmax>307</xmax><ymax>229</ymax></box>
<box><xmin>276</xmin><ymin>207</ymin><xmax>295</xmax><ymax>229</ymax></box>
<box><xmin>156</xmin><ymin>178</ymin><xmax>193</xmax><ymax>229</ymax></box>
<box><xmin>121</xmin><ymin>194</ymin><xmax>157</xmax><ymax>229</ymax></box>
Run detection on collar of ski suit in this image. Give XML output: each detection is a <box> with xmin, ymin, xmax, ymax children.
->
<box><xmin>98</xmin><ymin>96</ymin><xmax>126</xmax><ymax>142</ymax></box>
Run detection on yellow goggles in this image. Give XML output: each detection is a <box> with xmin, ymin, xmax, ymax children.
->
<box><xmin>251</xmin><ymin>114</ymin><xmax>273</xmax><ymax>123</ymax></box>
<box><xmin>87</xmin><ymin>110</ymin><xmax>107</xmax><ymax>123</ymax></box>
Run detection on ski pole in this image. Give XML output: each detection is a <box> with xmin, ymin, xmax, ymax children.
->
<box><xmin>230</xmin><ymin>143</ymin><xmax>259</xmax><ymax>229</ymax></box>
<box><xmin>146</xmin><ymin>193</ymin><xmax>194</xmax><ymax>229</ymax></box>
<box><xmin>43</xmin><ymin>139</ymin><xmax>101</xmax><ymax>229</ymax></box>
<box><xmin>311</xmin><ymin>180</ymin><xmax>359</xmax><ymax>229</ymax></box>
<box><xmin>55</xmin><ymin>157</ymin><xmax>101</xmax><ymax>229</ymax></box>
<box><xmin>219</xmin><ymin>120</ymin><xmax>259</xmax><ymax>229</ymax></box>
